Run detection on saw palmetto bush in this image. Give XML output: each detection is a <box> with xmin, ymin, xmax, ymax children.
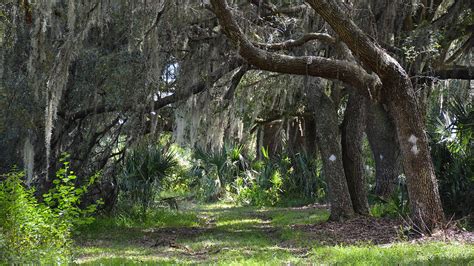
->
<box><xmin>429</xmin><ymin>96</ymin><xmax>474</xmax><ymax>218</ymax></box>
<box><xmin>119</xmin><ymin>143</ymin><xmax>178</xmax><ymax>218</ymax></box>
<box><xmin>191</xmin><ymin>144</ymin><xmax>248</xmax><ymax>201</ymax></box>
<box><xmin>285</xmin><ymin>152</ymin><xmax>326</xmax><ymax>203</ymax></box>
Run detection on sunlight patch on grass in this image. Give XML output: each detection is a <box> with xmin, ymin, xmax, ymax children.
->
<box><xmin>217</xmin><ymin>218</ymin><xmax>264</xmax><ymax>228</ymax></box>
<box><xmin>311</xmin><ymin>242</ymin><xmax>474</xmax><ymax>265</ymax></box>
<box><xmin>267</xmin><ymin>208</ymin><xmax>329</xmax><ymax>226</ymax></box>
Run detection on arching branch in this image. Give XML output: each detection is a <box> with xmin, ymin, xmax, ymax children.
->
<box><xmin>210</xmin><ymin>0</ymin><xmax>381</xmax><ymax>99</ymax></box>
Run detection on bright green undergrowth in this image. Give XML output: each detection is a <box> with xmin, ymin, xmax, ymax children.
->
<box><xmin>74</xmin><ymin>203</ymin><xmax>474</xmax><ymax>265</ymax></box>
<box><xmin>1</xmin><ymin>157</ymin><xmax>101</xmax><ymax>264</ymax></box>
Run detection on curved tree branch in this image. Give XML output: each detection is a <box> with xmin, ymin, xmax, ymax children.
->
<box><xmin>431</xmin><ymin>0</ymin><xmax>467</xmax><ymax>28</ymax></box>
<box><xmin>210</xmin><ymin>0</ymin><xmax>381</xmax><ymax>99</ymax></box>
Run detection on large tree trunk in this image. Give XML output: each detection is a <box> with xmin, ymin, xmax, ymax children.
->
<box><xmin>366</xmin><ymin>102</ymin><xmax>401</xmax><ymax>198</ymax></box>
<box><xmin>307</xmin><ymin>80</ymin><xmax>354</xmax><ymax>221</ymax></box>
<box><xmin>341</xmin><ymin>91</ymin><xmax>369</xmax><ymax>215</ymax></box>
<box><xmin>385</xmin><ymin>78</ymin><xmax>444</xmax><ymax>230</ymax></box>
<box><xmin>307</xmin><ymin>0</ymin><xmax>445</xmax><ymax>230</ymax></box>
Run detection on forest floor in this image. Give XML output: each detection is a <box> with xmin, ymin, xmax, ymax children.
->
<box><xmin>74</xmin><ymin>202</ymin><xmax>474</xmax><ymax>265</ymax></box>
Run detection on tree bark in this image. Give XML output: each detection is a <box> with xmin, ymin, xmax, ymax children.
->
<box><xmin>307</xmin><ymin>79</ymin><xmax>354</xmax><ymax>221</ymax></box>
<box><xmin>366</xmin><ymin>102</ymin><xmax>401</xmax><ymax>198</ymax></box>
<box><xmin>341</xmin><ymin>91</ymin><xmax>369</xmax><ymax>215</ymax></box>
<box><xmin>288</xmin><ymin>117</ymin><xmax>305</xmax><ymax>156</ymax></box>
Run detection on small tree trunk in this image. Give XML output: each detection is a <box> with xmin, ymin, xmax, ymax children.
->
<box><xmin>366</xmin><ymin>102</ymin><xmax>401</xmax><ymax>198</ymax></box>
<box><xmin>262</xmin><ymin>121</ymin><xmax>283</xmax><ymax>157</ymax></box>
<box><xmin>288</xmin><ymin>117</ymin><xmax>306</xmax><ymax>155</ymax></box>
<box><xmin>341</xmin><ymin>91</ymin><xmax>369</xmax><ymax>215</ymax></box>
<box><xmin>307</xmin><ymin>80</ymin><xmax>354</xmax><ymax>221</ymax></box>
<box><xmin>303</xmin><ymin>115</ymin><xmax>318</xmax><ymax>156</ymax></box>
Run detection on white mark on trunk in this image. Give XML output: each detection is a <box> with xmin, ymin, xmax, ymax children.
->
<box><xmin>379</xmin><ymin>154</ymin><xmax>384</xmax><ymax>160</ymax></box>
<box><xmin>306</xmin><ymin>56</ymin><xmax>313</xmax><ymax>65</ymax></box>
<box><xmin>329</xmin><ymin>154</ymin><xmax>336</xmax><ymax>161</ymax></box>
<box><xmin>408</xmin><ymin>134</ymin><xmax>418</xmax><ymax>144</ymax></box>
<box><xmin>411</xmin><ymin>145</ymin><xmax>419</xmax><ymax>155</ymax></box>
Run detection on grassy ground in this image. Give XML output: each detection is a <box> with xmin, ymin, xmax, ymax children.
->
<box><xmin>74</xmin><ymin>202</ymin><xmax>474</xmax><ymax>265</ymax></box>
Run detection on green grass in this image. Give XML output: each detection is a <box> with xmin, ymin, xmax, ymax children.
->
<box><xmin>74</xmin><ymin>203</ymin><xmax>474</xmax><ymax>265</ymax></box>
<box><xmin>312</xmin><ymin>243</ymin><xmax>474</xmax><ymax>265</ymax></box>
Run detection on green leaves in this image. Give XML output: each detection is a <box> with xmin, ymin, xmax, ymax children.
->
<box><xmin>0</xmin><ymin>171</ymin><xmax>71</xmax><ymax>263</ymax></box>
<box><xmin>43</xmin><ymin>153</ymin><xmax>102</xmax><ymax>227</ymax></box>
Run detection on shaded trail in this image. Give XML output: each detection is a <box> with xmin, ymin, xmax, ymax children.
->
<box><xmin>74</xmin><ymin>203</ymin><xmax>474</xmax><ymax>265</ymax></box>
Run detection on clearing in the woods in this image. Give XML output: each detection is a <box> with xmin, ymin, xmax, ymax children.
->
<box><xmin>74</xmin><ymin>203</ymin><xmax>474</xmax><ymax>265</ymax></box>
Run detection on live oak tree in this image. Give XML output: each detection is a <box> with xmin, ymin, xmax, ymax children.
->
<box><xmin>210</xmin><ymin>0</ymin><xmax>446</xmax><ymax>229</ymax></box>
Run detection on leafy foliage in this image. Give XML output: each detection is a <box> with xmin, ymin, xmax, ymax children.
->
<box><xmin>190</xmin><ymin>145</ymin><xmax>326</xmax><ymax>206</ymax></box>
<box><xmin>0</xmin><ymin>159</ymin><xmax>100</xmax><ymax>264</ymax></box>
<box><xmin>369</xmin><ymin>175</ymin><xmax>409</xmax><ymax>218</ymax></box>
<box><xmin>0</xmin><ymin>170</ymin><xmax>70</xmax><ymax>263</ymax></box>
<box><xmin>43</xmin><ymin>153</ymin><xmax>103</xmax><ymax>227</ymax></box>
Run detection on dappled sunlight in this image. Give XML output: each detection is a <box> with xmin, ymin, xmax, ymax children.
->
<box><xmin>217</xmin><ymin>218</ymin><xmax>266</xmax><ymax>229</ymax></box>
<box><xmin>73</xmin><ymin>204</ymin><xmax>474</xmax><ymax>265</ymax></box>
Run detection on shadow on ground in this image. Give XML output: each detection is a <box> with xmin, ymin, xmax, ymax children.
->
<box><xmin>74</xmin><ymin>203</ymin><xmax>474</xmax><ymax>265</ymax></box>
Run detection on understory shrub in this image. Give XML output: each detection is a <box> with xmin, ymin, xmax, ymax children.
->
<box><xmin>118</xmin><ymin>142</ymin><xmax>178</xmax><ymax>218</ymax></box>
<box><xmin>0</xmin><ymin>155</ymin><xmax>100</xmax><ymax>264</ymax></box>
<box><xmin>282</xmin><ymin>152</ymin><xmax>326</xmax><ymax>202</ymax></box>
<box><xmin>234</xmin><ymin>167</ymin><xmax>283</xmax><ymax>206</ymax></box>
<box><xmin>190</xmin><ymin>145</ymin><xmax>247</xmax><ymax>202</ymax></box>
<box><xmin>232</xmin><ymin>147</ymin><xmax>326</xmax><ymax>206</ymax></box>
<box><xmin>190</xmin><ymin>145</ymin><xmax>326</xmax><ymax>206</ymax></box>
<box><xmin>0</xmin><ymin>170</ymin><xmax>69</xmax><ymax>264</ymax></box>
<box><xmin>369</xmin><ymin>175</ymin><xmax>409</xmax><ymax>218</ymax></box>
<box><xmin>429</xmin><ymin>97</ymin><xmax>473</xmax><ymax>219</ymax></box>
